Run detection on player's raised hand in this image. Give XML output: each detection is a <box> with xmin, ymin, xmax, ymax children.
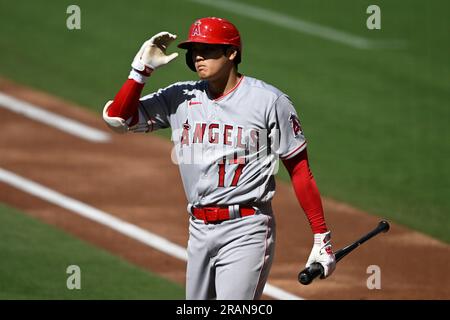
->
<box><xmin>131</xmin><ymin>32</ymin><xmax>179</xmax><ymax>74</ymax></box>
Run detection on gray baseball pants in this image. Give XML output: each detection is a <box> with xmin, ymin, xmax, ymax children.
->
<box><xmin>185</xmin><ymin>208</ymin><xmax>276</xmax><ymax>300</ymax></box>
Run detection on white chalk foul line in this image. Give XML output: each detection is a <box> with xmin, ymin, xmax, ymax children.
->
<box><xmin>189</xmin><ymin>0</ymin><xmax>403</xmax><ymax>49</ymax></box>
<box><xmin>0</xmin><ymin>92</ymin><xmax>110</xmax><ymax>143</ymax></box>
<box><xmin>0</xmin><ymin>168</ymin><xmax>303</xmax><ymax>300</ymax></box>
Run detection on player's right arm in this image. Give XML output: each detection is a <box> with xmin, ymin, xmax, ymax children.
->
<box><xmin>103</xmin><ymin>32</ymin><xmax>178</xmax><ymax>133</ymax></box>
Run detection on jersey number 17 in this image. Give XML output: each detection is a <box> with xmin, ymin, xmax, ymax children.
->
<box><xmin>217</xmin><ymin>156</ymin><xmax>246</xmax><ymax>187</ymax></box>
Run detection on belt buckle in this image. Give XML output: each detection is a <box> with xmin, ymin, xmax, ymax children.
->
<box><xmin>204</xmin><ymin>207</ymin><xmax>219</xmax><ymax>223</ymax></box>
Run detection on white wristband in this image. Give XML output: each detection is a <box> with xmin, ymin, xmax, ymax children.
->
<box><xmin>128</xmin><ymin>69</ymin><xmax>149</xmax><ymax>84</ymax></box>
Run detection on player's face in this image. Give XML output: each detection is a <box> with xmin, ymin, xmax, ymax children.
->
<box><xmin>190</xmin><ymin>44</ymin><xmax>235</xmax><ymax>80</ymax></box>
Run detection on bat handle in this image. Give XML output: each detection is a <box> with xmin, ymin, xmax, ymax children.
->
<box><xmin>298</xmin><ymin>262</ymin><xmax>324</xmax><ymax>285</ymax></box>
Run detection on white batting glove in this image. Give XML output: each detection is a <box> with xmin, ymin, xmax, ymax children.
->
<box><xmin>305</xmin><ymin>231</ymin><xmax>336</xmax><ymax>278</ymax></box>
<box><xmin>131</xmin><ymin>32</ymin><xmax>179</xmax><ymax>74</ymax></box>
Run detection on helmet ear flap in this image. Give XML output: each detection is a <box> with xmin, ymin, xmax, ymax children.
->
<box><xmin>185</xmin><ymin>49</ymin><xmax>196</xmax><ymax>72</ymax></box>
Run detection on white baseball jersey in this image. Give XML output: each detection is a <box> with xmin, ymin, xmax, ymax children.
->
<box><xmin>136</xmin><ymin>76</ymin><xmax>306</xmax><ymax>208</ymax></box>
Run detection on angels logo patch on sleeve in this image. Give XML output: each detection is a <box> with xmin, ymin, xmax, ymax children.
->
<box><xmin>289</xmin><ymin>112</ymin><xmax>302</xmax><ymax>137</ymax></box>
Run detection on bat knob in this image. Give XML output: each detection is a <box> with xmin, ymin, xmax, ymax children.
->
<box><xmin>298</xmin><ymin>263</ymin><xmax>324</xmax><ymax>285</ymax></box>
<box><xmin>298</xmin><ymin>272</ymin><xmax>313</xmax><ymax>285</ymax></box>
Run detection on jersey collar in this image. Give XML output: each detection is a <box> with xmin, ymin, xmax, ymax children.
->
<box><xmin>208</xmin><ymin>75</ymin><xmax>245</xmax><ymax>102</ymax></box>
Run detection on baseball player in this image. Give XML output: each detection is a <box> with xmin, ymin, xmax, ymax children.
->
<box><xmin>103</xmin><ymin>17</ymin><xmax>335</xmax><ymax>300</ymax></box>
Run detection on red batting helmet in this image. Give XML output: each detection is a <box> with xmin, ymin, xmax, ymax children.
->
<box><xmin>178</xmin><ymin>17</ymin><xmax>242</xmax><ymax>71</ymax></box>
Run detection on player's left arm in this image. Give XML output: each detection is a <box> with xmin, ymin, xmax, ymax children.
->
<box><xmin>270</xmin><ymin>94</ymin><xmax>335</xmax><ymax>277</ymax></box>
<box><xmin>282</xmin><ymin>149</ymin><xmax>336</xmax><ymax>278</ymax></box>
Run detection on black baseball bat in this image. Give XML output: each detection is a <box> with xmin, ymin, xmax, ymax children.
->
<box><xmin>298</xmin><ymin>220</ymin><xmax>390</xmax><ymax>285</ymax></box>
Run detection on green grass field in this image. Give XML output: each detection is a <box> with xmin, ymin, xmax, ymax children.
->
<box><xmin>0</xmin><ymin>203</ymin><xmax>184</xmax><ymax>299</ymax></box>
<box><xmin>0</xmin><ymin>0</ymin><xmax>448</xmax><ymax>242</ymax></box>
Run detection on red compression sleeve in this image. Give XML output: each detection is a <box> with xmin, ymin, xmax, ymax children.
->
<box><xmin>282</xmin><ymin>149</ymin><xmax>328</xmax><ymax>234</ymax></box>
<box><xmin>107</xmin><ymin>78</ymin><xmax>144</xmax><ymax>126</ymax></box>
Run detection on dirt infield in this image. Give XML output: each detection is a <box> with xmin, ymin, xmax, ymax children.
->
<box><xmin>1</xmin><ymin>78</ymin><xmax>449</xmax><ymax>299</ymax></box>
